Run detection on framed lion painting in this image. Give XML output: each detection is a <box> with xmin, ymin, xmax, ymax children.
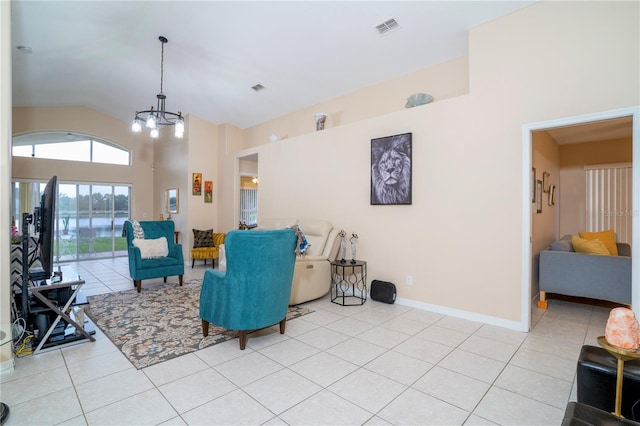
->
<box><xmin>371</xmin><ymin>132</ymin><xmax>412</xmax><ymax>205</ymax></box>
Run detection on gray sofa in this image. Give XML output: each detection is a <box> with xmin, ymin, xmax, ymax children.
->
<box><xmin>538</xmin><ymin>236</ymin><xmax>632</xmax><ymax>308</ymax></box>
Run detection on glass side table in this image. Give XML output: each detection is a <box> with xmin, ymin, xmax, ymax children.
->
<box><xmin>597</xmin><ymin>336</ymin><xmax>640</xmax><ymax>417</ymax></box>
<box><xmin>331</xmin><ymin>260</ymin><xmax>367</xmax><ymax>306</ymax></box>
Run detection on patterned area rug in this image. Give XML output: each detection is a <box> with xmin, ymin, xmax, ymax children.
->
<box><xmin>85</xmin><ymin>279</ymin><xmax>313</xmax><ymax>369</ymax></box>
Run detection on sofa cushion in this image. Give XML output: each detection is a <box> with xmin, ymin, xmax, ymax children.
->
<box><xmin>579</xmin><ymin>230</ymin><xmax>618</xmax><ymax>256</ymax></box>
<box><xmin>133</xmin><ymin>237</ymin><xmax>169</xmax><ymax>259</ymax></box>
<box><xmin>193</xmin><ymin>229</ymin><xmax>214</xmax><ymax>248</ymax></box>
<box><xmin>259</xmin><ymin>218</ymin><xmax>298</xmax><ymax>229</ymax></box>
<box><xmin>572</xmin><ymin>236</ymin><xmax>610</xmax><ymax>256</ymax></box>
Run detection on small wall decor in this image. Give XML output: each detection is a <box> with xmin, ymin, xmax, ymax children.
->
<box><xmin>548</xmin><ymin>185</ymin><xmax>556</xmax><ymax>206</ymax></box>
<box><xmin>371</xmin><ymin>132</ymin><xmax>412</xmax><ymax>205</ymax></box>
<box><xmin>536</xmin><ymin>180</ymin><xmax>543</xmax><ymax>213</ymax></box>
<box><xmin>204</xmin><ymin>181</ymin><xmax>213</xmax><ymax>203</ymax></box>
<box><xmin>543</xmin><ymin>171</ymin><xmax>550</xmax><ymax>193</ymax></box>
<box><xmin>192</xmin><ymin>173</ymin><xmax>202</xmax><ymax>196</ymax></box>
<box><xmin>314</xmin><ymin>113</ymin><xmax>327</xmax><ymax>131</ymax></box>
<box><xmin>405</xmin><ymin>93</ymin><xmax>434</xmax><ymax>108</ymax></box>
<box><xmin>531</xmin><ymin>167</ymin><xmax>536</xmax><ymax>203</ymax></box>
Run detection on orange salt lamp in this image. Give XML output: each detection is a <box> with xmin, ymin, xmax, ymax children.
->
<box><xmin>605</xmin><ymin>307</ymin><xmax>640</xmax><ymax>350</ymax></box>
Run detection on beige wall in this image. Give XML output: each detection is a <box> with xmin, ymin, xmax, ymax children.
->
<box><xmin>184</xmin><ymin>114</ymin><xmax>219</xmax><ymax>250</ymax></box>
<box><xmin>531</xmin><ymin>131</ymin><xmax>560</xmax><ymax>299</ymax></box>
<box><xmin>149</xmin><ymin>113</ymin><xmax>221</xmax><ymax>258</ymax></box>
<box><xmin>559</xmin><ymin>138</ymin><xmax>633</xmax><ymax>237</ymax></box>
<box><xmin>243</xmin><ymin>56</ymin><xmax>469</xmax><ymax>148</ymax></box>
<box><xmin>5</xmin><ymin>1</ymin><xmax>639</xmax><ymax>333</ymax></box>
<box><xmin>215</xmin><ymin>1</ymin><xmax>638</xmax><ymax>327</ymax></box>
<box><xmin>12</xmin><ymin>106</ymin><xmax>156</xmax><ymax>221</ymax></box>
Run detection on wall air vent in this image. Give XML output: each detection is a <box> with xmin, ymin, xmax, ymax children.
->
<box><xmin>251</xmin><ymin>83</ymin><xmax>265</xmax><ymax>92</ymax></box>
<box><xmin>375</xmin><ymin>18</ymin><xmax>399</xmax><ymax>36</ymax></box>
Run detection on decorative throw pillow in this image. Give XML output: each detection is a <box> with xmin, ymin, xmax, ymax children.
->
<box><xmin>571</xmin><ymin>236</ymin><xmax>610</xmax><ymax>256</ymax></box>
<box><xmin>193</xmin><ymin>229</ymin><xmax>214</xmax><ymax>248</ymax></box>
<box><xmin>579</xmin><ymin>229</ymin><xmax>618</xmax><ymax>256</ymax></box>
<box><xmin>133</xmin><ymin>237</ymin><xmax>168</xmax><ymax>259</ymax></box>
<box><xmin>132</xmin><ymin>220</ymin><xmax>145</xmax><ymax>239</ymax></box>
<box><xmin>550</xmin><ymin>240</ymin><xmax>572</xmax><ymax>252</ymax></box>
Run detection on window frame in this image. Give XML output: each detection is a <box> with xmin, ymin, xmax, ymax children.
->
<box><xmin>12</xmin><ymin>131</ymin><xmax>131</xmax><ymax>166</ymax></box>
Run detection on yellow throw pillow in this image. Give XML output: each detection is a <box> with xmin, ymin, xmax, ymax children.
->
<box><xmin>572</xmin><ymin>236</ymin><xmax>610</xmax><ymax>256</ymax></box>
<box><xmin>579</xmin><ymin>229</ymin><xmax>618</xmax><ymax>256</ymax></box>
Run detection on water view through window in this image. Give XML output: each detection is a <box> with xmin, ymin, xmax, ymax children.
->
<box><xmin>12</xmin><ymin>181</ymin><xmax>131</xmax><ymax>262</ymax></box>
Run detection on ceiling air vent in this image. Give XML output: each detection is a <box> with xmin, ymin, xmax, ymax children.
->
<box><xmin>375</xmin><ymin>18</ymin><xmax>399</xmax><ymax>36</ymax></box>
<box><xmin>251</xmin><ymin>83</ymin><xmax>265</xmax><ymax>92</ymax></box>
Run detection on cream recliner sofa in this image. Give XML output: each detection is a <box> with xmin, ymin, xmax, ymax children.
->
<box><xmin>259</xmin><ymin>218</ymin><xmax>340</xmax><ymax>305</ymax></box>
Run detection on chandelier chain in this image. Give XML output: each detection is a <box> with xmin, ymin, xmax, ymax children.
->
<box><xmin>159</xmin><ymin>39</ymin><xmax>165</xmax><ymax>95</ymax></box>
<box><xmin>131</xmin><ymin>35</ymin><xmax>184</xmax><ymax>139</ymax></box>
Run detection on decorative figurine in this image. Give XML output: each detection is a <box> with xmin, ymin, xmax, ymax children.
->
<box><xmin>350</xmin><ymin>233</ymin><xmax>358</xmax><ymax>264</ymax></box>
<box><xmin>338</xmin><ymin>229</ymin><xmax>347</xmax><ymax>263</ymax></box>
<box><xmin>314</xmin><ymin>113</ymin><xmax>327</xmax><ymax>131</ymax></box>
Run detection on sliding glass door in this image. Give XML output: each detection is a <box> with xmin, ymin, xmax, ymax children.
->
<box><xmin>12</xmin><ymin>180</ymin><xmax>130</xmax><ymax>262</ymax></box>
<box><xmin>58</xmin><ymin>183</ymin><xmax>130</xmax><ymax>261</ymax></box>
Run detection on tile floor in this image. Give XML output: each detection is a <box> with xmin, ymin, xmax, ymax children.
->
<box><xmin>1</xmin><ymin>257</ymin><xmax>611</xmax><ymax>425</ymax></box>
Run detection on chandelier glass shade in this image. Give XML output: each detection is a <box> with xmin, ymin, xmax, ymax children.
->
<box><xmin>132</xmin><ymin>36</ymin><xmax>184</xmax><ymax>139</ymax></box>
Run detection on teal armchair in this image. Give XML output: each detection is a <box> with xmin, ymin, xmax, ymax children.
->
<box><xmin>125</xmin><ymin>220</ymin><xmax>184</xmax><ymax>293</ymax></box>
<box><xmin>199</xmin><ymin>229</ymin><xmax>297</xmax><ymax>349</ymax></box>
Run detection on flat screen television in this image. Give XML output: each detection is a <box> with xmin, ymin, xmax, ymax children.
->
<box><xmin>31</xmin><ymin>175</ymin><xmax>57</xmax><ymax>281</ymax></box>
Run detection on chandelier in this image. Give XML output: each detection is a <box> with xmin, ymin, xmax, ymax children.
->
<box><xmin>132</xmin><ymin>36</ymin><xmax>184</xmax><ymax>139</ymax></box>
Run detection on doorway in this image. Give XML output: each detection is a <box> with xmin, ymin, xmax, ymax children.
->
<box><xmin>238</xmin><ymin>153</ymin><xmax>259</xmax><ymax>228</ymax></box>
<box><xmin>522</xmin><ymin>106</ymin><xmax>640</xmax><ymax>331</ymax></box>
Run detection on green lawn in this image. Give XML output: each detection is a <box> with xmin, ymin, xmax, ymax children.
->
<box><xmin>54</xmin><ymin>236</ymin><xmax>127</xmax><ymax>255</ymax></box>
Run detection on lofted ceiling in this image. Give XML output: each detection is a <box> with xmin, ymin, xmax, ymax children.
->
<box><xmin>11</xmin><ymin>0</ymin><xmax>537</xmax><ymax>130</ymax></box>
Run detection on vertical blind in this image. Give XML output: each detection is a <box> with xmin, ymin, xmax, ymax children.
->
<box><xmin>585</xmin><ymin>163</ymin><xmax>633</xmax><ymax>243</ymax></box>
<box><xmin>240</xmin><ymin>188</ymin><xmax>258</xmax><ymax>226</ymax></box>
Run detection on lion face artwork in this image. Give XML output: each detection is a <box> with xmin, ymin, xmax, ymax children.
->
<box><xmin>370</xmin><ymin>133</ymin><xmax>412</xmax><ymax>205</ymax></box>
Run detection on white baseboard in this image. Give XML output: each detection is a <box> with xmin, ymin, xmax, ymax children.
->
<box><xmin>395</xmin><ymin>296</ymin><xmax>528</xmax><ymax>332</ymax></box>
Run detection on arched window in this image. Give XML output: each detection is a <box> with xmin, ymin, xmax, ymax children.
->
<box><xmin>12</xmin><ymin>132</ymin><xmax>130</xmax><ymax>165</ymax></box>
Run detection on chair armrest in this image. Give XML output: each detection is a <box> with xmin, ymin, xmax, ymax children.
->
<box><xmin>169</xmin><ymin>243</ymin><xmax>184</xmax><ymax>262</ymax></box>
<box><xmin>200</xmin><ymin>268</ymin><xmax>230</xmax><ymax>318</ymax></box>
<box><xmin>128</xmin><ymin>245</ymin><xmax>141</xmax><ymax>261</ymax></box>
<box><xmin>322</xmin><ymin>228</ymin><xmax>341</xmax><ymax>260</ymax></box>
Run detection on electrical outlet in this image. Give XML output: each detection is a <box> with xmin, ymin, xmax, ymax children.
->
<box><xmin>406</xmin><ymin>275</ymin><xmax>413</xmax><ymax>285</ymax></box>
<box><xmin>143</xmin><ymin>212</ymin><xmax>147</xmax><ymax>218</ymax></box>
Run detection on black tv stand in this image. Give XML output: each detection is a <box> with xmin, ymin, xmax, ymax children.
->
<box><xmin>30</xmin><ymin>278</ymin><xmax>96</xmax><ymax>354</ymax></box>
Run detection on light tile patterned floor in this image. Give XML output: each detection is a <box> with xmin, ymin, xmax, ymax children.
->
<box><xmin>1</xmin><ymin>257</ymin><xmax>611</xmax><ymax>425</ymax></box>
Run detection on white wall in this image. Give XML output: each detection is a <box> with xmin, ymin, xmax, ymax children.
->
<box><xmin>1</xmin><ymin>0</ymin><xmax>14</xmax><ymax>372</ymax></box>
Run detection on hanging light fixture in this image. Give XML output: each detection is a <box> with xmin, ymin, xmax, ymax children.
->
<box><xmin>132</xmin><ymin>36</ymin><xmax>184</xmax><ymax>139</ymax></box>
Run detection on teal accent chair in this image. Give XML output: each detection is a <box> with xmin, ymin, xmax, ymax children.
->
<box><xmin>125</xmin><ymin>220</ymin><xmax>184</xmax><ymax>293</ymax></box>
<box><xmin>199</xmin><ymin>229</ymin><xmax>297</xmax><ymax>349</ymax></box>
